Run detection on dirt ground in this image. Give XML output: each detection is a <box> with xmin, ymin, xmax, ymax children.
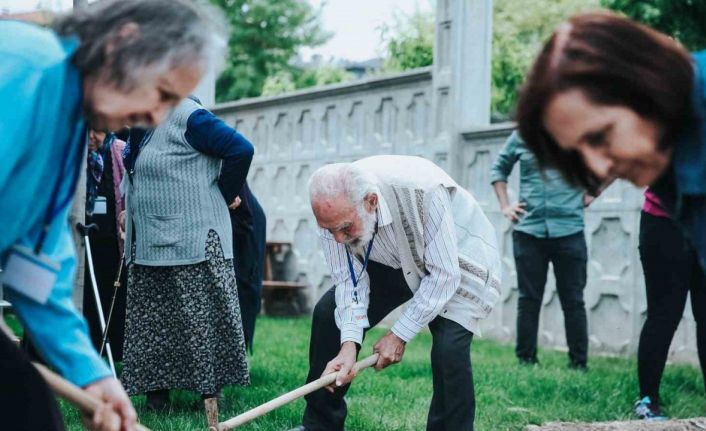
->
<box><xmin>525</xmin><ymin>418</ymin><xmax>706</xmax><ymax>431</ymax></box>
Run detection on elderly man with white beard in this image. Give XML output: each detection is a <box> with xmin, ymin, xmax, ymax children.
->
<box><xmin>289</xmin><ymin>156</ymin><xmax>501</xmax><ymax>431</ymax></box>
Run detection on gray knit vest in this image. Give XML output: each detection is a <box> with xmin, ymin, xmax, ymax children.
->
<box><xmin>124</xmin><ymin>98</ymin><xmax>233</xmax><ymax>266</ymax></box>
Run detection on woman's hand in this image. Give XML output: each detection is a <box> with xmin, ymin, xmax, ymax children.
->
<box><xmin>228</xmin><ymin>196</ymin><xmax>242</xmax><ymax>210</ymax></box>
<box><xmin>82</xmin><ymin>377</ymin><xmax>137</xmax><ymax>431</ymax></box>
<box><xmin>117</xmin><ymin>211</ymin><xmax>126</xmax><ymax>240</ymax></box>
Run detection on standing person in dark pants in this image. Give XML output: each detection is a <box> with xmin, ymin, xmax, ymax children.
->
<box><xmin>491</xmin><ymin>131</ymin><xmax>594</xmax><ymax>369</ymax></box>
<box><xmin>634</xmin><ymin>190</ymin><xmax>706</xmax><ymax>420</ymax></box>
<box><xmin>230</xmin><ymin>182</ymin><xmax>267</xmax><ymax>352</ymax></box>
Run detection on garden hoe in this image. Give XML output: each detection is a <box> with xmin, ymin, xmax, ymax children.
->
<box><xmin>208</xmin><ymin>353</ymin><xmax>380</xmax><ymax>430</ymax></box>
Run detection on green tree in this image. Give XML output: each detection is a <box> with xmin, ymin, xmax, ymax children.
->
<box><xmin>602</xmin><ymin>0</ymin><xmax>706</xmax><ymax>51</ymax></box>
<box><xmin>379</xmin><ymin>9</ymin><xmax>434</xmax><ymax>72</ymax></box>
<box><xmin>376</xmin><ymin>2</ymin><xmax>599</xmax><ymax>119</ymax></box>
<box><xmin>211</xmin><ymin>0</ymin><xmax>331</xmax><ymax>102</ymax></box>
<box><xmin>261</xmin><ymin>71</ymin><xmax>296</xmax><ymax>96</ymax></box>
<box><xmin>491</xmin><ymin>0</ymin><xmax>600</xmax><ymax>120</ymax></box>
<box><xmin>261</xmin><ymin>64</ymin><xmax>353</xmax><ymax>97</ymax></box>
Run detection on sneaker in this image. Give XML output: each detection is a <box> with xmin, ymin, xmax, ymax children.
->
<box><xmin>634</xmin><ymin>396</ymin><xmax>667</xmax><ymax>421</ymax></box>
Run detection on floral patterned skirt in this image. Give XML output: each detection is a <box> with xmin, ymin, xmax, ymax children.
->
<box><xmin>122</xmin><ymin>230</ymin><xmax>250</xmax><ymax>395</ymax></box>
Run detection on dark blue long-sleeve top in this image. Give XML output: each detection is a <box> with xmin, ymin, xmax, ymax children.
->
<box><xmin>125</xmin><ymin>106</ymin><xmax>254</xmax><ymax>205</ymax></box>
<box><xmin>184</xmin><ymin>109</ymin><xmax>254</xmax><ymax>204</ymax></box>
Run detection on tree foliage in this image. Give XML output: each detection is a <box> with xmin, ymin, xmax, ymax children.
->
<box><xmin>212</xmin><ymin>0</ymin><xmax>705</xmax><ymax>110</ymax></box>
<box><xmin>376</xmin><ymin>1</ymin><xmax>600</xmax><ymax>118</ymax></box>
<box><xmin>379</xmin><ymin>9</ymin><xmax>434</xmax><ymax>72</ymax></box>
<box><xmin>602</xmin><ymin>0</ymin><xmax>706</xmax><ymax>51</ymax></box>
<box><xmin>491</xmin><ymin>0</ymin><xmax>600</xmax><ymax>120</ymax></box>
<box><xmin>261</xmin><ymin>64</ymin><xmax>353</xmax><ymax>97</ymax></box>
<box><xmin>211</xmin><ymin>0</ymin><xmax>331</xmax><ymax>102</ymax></box>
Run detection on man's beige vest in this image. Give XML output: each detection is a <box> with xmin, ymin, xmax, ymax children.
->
<box><xmin>353</xmin><ymin>155</ymin><xmax>501</xmax><ymax>334</ymax></box>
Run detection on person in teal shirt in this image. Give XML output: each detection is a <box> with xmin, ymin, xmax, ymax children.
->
<box><xmin>491</xmin><ymin>131</ymin><xmax>592</xmax><ymax>369</ymax></box>
<box><xmin>0</xmin><ymin>1</ymin><xmax>227</xmax><ymax>429</ymax></box>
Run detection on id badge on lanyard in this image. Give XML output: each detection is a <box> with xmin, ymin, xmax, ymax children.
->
<box><xmin>1</xmin><ymin>245</ymin><xmax>59</xmax><ymax>304</ymax></box>
<box><xmin>346</xmin><ymin>232</ymin><xmax>376</xmax><ymax>329</ymax></box>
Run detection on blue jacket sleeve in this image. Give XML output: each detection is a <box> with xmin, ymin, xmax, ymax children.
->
<box><xmin>490</xmin><ymin>130</ymin><xmax>520</xmax><ymax>184</ymax></box>
<box><xmin>184</xmin><ymin>109</ymin><xmax>255</xmax><ymax>204</ymax></box>
<box><xmin>6</xmin><ymin>205</ymin><xmax>112</xmax><ymax>387</ymax></box>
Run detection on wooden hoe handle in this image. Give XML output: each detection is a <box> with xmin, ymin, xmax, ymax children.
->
<box><xmin>218</xmin><ymin>354</ymin><xmax>380</xmax><ymax>430</ymax></box>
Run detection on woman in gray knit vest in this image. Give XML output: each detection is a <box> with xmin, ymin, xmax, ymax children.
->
<box><xmin>120</xmin><ymin>97</ymin><xmax>254</xmax><ymax>409</ymax></box>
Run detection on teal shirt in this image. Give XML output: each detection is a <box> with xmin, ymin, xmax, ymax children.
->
<box><xmin>0</xmin><ymin>21</ymin><xmax>111</xmax><ymax>386</ymax></box>
<box><xmin>490</xmin><ymin>131</ymin><xmax>585</xmax><ymax>238</ymax></box>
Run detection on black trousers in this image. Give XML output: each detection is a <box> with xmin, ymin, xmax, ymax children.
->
<box><xmin>0</xmin><ymin>332</ymin><xmax>65</xmax><ymax>431</ymax></box>
<box><xmin>513</xmin><ymin>230</ymin><xmax>588</xmax><ymax>365</ymax></box>
<box><xmin>638</xmin><ymin>212</ymin><xmax>706</xmax><ymax>406</ymax></box>
<box><xmin>231</xmin><ymin>183</ymin><xmax>266</xmax><ymax>353</ymax></box>
<box><xmin>302</xmin><ymin>261</ymin><xmax>475</xmax><ymax>431</ymax></box>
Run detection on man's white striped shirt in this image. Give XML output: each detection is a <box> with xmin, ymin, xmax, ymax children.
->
<box><xmin>319</xmin><ymin>186</ymin><xmax>461</xmax><ymax>344</ymax></box>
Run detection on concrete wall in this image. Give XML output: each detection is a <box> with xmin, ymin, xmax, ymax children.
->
<box><xmin>212</xmin><ymin>68</ymin><xmax>441</xmax><ymax>309</ymax></box>
<box><xmin>212</xmin><ymin>79</ymin><xmax>699</xmax><ymax>365</ymax></box>
<box><xmin>209</xmin><ymin>0</ymin><xmax>699</xmax><ymax>364</ymax></box>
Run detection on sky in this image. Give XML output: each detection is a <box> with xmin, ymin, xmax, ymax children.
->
<box><xmin>302</xmin><ymin>0</ymin><xmax>433</xmax><ymax>61</ymax></box>
<box><xmin>0</xmin><ymin>0</ymin><xmax>433</xmax><ymax>62</ymax></box>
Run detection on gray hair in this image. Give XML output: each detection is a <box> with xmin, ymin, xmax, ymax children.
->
<box><xmin>309</xmin><ymin>163</ymin><xmax>380</xmax><ymax>206</ymax></box>
<box><xmin>53</xmin><ymin>0</ymin><xmax>228</xmax><ymax>90</ymax></box>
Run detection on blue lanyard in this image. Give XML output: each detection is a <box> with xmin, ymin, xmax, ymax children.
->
<box><xmin>345</xmin><ymin>227</ymin><xmax>377</xmax><ymax>304</ymax></box>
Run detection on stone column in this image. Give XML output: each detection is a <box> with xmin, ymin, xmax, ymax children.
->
<box><xmin>432</xmin><ymin>0</ymin><xmax>493</xmax><ymax>178</ymax></box>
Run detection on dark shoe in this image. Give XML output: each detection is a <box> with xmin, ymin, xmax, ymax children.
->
<box><xmin>568</xmin><ymin>361</ymin><xmax>588</xmax><ymax>372</ymax></box>
<box><xmin>634</xmin><ymin>396</ymin><xmax>667</xmax><ymax>421</ymax></box>
<box><xmin>518</xmin><ymin>356</ymin><xmax>539</xmax><ymax>366</ymax></box>
<box><xmin>146</xmin><ymin>389</ymin><xmax>169</xmax><ymax>411</ymax></box>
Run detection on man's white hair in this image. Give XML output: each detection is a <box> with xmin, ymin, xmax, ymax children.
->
<box><xmin>308</xmin><ymin>163</ymin><xmax>379</xmax><ymax>205</ymax></box>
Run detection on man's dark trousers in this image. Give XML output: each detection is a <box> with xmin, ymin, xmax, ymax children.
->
<box><xmin>513</xmin><ymin>230</ymin><xmax>588</xmax><ymax>365</ymax></box>
<box><xmin>302</xmin><ymin>261</ymin><xmax>475</xmax><ymax>431</ymax></box>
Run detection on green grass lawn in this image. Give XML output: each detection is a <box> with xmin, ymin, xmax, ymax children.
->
<box><xmin>49</xmin><ymin>316</ymin><xmax>704</xmax><ymax>430</ymax></box>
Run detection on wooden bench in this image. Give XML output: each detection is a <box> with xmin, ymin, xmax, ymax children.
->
<box><xmin>262</xmin><ymin>281</ymin><xmax>308</xmax><ymax>316</ymax></box>
<box><xmin>262</xmin><ymin>242</ymin><xmax>309</xmax><ymax>316</ymax></box>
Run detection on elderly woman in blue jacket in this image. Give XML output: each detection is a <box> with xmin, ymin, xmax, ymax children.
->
<box><xmin>0</xmin><ymin>1</ymin><xmax>226</xmax><ymax>430</ymax></box>
<box><xmin>516</xmin><ymin>11</ymin><xmax>706</xmax><ymax>274</ymax></box>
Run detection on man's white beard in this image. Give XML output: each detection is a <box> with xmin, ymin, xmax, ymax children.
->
<box><xmin>348</xmin><ymin>207</ymin><xmax>377</xmax><ymax>256</ymax></box>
